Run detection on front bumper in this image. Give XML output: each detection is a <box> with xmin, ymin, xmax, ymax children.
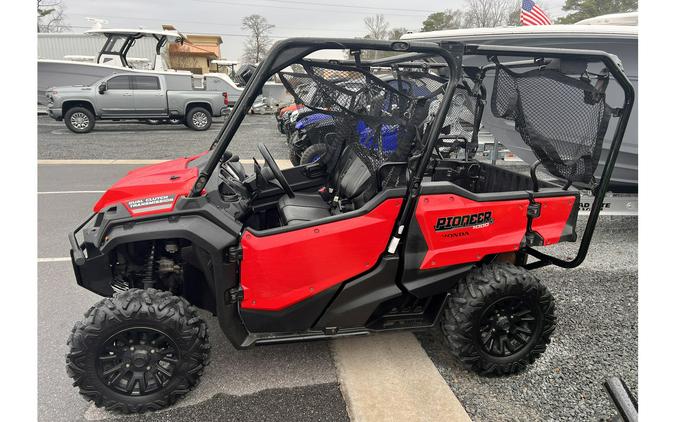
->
<box><xmin>47</xmin><ymin>106</ymin><xmax>62</xmax><ymax>120</ymax></box>
<box><xmin>69</xmin><ymin>213</ymin><xmax>115</xmax><ymax>296</ymax></box>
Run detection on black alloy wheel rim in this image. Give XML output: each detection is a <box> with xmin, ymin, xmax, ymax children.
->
<box><xmin>477</xmin><ymin>296</ymin><xmax>540</xmax><ymax>357</ymax></box>
<box><xmin>96</xmin><ymin>327</ymin><xmax>181</xmax><ymax>396</ymax></box>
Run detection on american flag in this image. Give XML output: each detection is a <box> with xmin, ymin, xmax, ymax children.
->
<box><xmin>520</xmin><ymin>0</ymin><xmax>553</xmax><ymax>26</ymax></box>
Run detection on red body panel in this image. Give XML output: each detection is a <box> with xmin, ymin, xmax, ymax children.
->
<box><xmin>530</xmin><ymin>196</ymin><xmax>577</xmax><ymax>245</ymax></box>
<box><xmin>93</xmin><ymin>152</ymin><xmax>207</xmax><ymax>216</ymax></box>
<box><xmin>240</xmin><ymin>198</ymin><xmax>403</xmax><ymax>311</ymax></box>
<box><xmin>278</xmin><ymin>103</ymin><xmax>302</xmax><ymax>117</ymax></box>
<box><xmin>415</xmin><ymin>195</ymin><xmax>530</xmax><ymax>269</ymax></box>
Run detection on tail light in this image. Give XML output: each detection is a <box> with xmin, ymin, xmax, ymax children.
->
<box><xmin>223</xmin><ymin>92</ymin><xmax>229</xmax><ymax>106</ymax></box>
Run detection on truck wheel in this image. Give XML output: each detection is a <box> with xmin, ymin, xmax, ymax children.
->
<box><xmin>64</xmin><ymin>107</ymin><xmax>95</xmax><ymax>134</ymax></box>
<box><xmin>186</xmin><ymin>107</ymin><xmax>212</xmax><ymax>131</ymax></box>
<box><xmin>66</xmin><ymin>289</ymin><xmax>210</xmax><ymax>413</ymax></box>
<box><xmin>299</xmin><ymin>143</ymin><xmax>328</xmax><ymax>165</ymax></box>
<box><xmin>441</xmin><ymin>263</ymin><xmax>556</xmax><ymax>375</ymax></box>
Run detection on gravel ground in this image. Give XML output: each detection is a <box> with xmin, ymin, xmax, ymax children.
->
<box><xmin>417</xmin><ymin>216</ymin><xmax>638</xmax><ymax>421</ymax></box>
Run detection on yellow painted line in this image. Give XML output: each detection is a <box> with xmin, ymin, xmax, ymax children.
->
<box><xmin>38</xmin><ymin>159</ymin><xmax>168</xmax><ymax>165</ymax></box>
<box><xmin>38</xmin><ymin>190</ymin><xmax>105</xmax><ymax>195</ymax></box>
<box><xmin>38</xmin><ymin>257</ymin><xmax>70</xmax><ymax>262</ymax></box>
<box><xmin>37</xmin><ymin>159</ymin><xmax>293</xmax><ymax>169</ymax></box>
<box><xmin>332</xmin><ymin>332</ymin><xmax>472</xmax><ymax>422</ymax></box>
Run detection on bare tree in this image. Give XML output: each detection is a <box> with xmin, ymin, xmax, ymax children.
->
<box><xmin>364</xmin><ymin>14</ymin><xmax>390</xmax><ymax>40</ymax></box>
<box><xmin>463</xmin><ymin>0</ymin><xmax>513</xmax><ymax>28</ymax></box>
<box><xmin>241</xmin><ymin>14</ymin><xmax>274</xmax><ymax>64</ymax></box>
<box><xmin>37</xmin><ymin>0</ymin><xmax>70</xmax><ymax>33</ymax></box>
<box><xmin>360</xmin><ymin>14</ymin><xmax>392</xmax><ymax>59</ymax></box>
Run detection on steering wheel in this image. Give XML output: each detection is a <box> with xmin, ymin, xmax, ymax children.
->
<box><xmin>257</xmin><ymin>143</ymin><xmax>294</xmax><ymax>198</ymax></box>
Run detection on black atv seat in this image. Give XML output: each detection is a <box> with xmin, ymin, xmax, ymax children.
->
<box><xmin>278</xmin><ymin>146</ymin><xmax>376</xmax><ymax>225</ymax></box>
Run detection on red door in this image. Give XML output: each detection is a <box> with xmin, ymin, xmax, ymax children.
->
<box><xmin>240</xmin><ymin>198</ymin><xmax>403</xmax><ymax>311</ymax></box>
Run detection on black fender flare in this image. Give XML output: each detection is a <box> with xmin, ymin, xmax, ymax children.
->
<box><xmin>101</xmin><ymin>215</ymin><xmax>238</xmax><ymax>296</ymax></box>
<box><xmin>97</xmin><ymin>214</ymin><xmax>249</xmax><ymax>346</ymax></box>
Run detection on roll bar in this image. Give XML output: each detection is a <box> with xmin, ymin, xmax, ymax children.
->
<box><xmin>190</xmin><ymin>39</ymin><xmax>634</xmax><ymax>272</ymax></box>
<box><xmin>458</xmin><ymin>44</ymin><xmax>635</xmax><ymax>269</ymax></box>
<box><xmin>189</xmin><ymin>38</ymin><xmax>463</xmax><ymax>199</ymax></box>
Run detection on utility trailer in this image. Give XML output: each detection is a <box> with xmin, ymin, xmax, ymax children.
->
<box><xmin>65</xmin><ymin>38</ymin><xmax>633</xmax><ymax>413</ymax></box>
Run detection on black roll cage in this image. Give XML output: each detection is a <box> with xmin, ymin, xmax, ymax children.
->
<box><xmin>190</xmin><ymin>38</ymin><xmax>634</xmax><ymax>271</ymax></box>
<box><xmin>459</xmin><ymin>44</ymin><xmax>634</xmax><ymax>269</ymax></box>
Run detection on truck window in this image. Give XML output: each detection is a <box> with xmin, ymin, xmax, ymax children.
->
<box><xmin>133</xmin><ymin>76</ymin><xmax>161</xmax><ymax>90</ymax></box>
<box><xmin>107</xmin><ymin>76</ymin><xmax>131</xmax><ymax>90</ymax></box>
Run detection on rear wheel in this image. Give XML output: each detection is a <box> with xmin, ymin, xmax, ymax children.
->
<box><xmin>441</xmin><ymin>263</ymin><xmax>556</xmax><ymax>375</ymax></box>
<box><xmin>186</xmin><ymin>107</ymin><xmax>212</xmax><ymax>131</ymax></box>
<box><xmin>64</xmin><ymin>107</ymin><xmax>95</xmax><ymax>133</ymax></box>
<box><xmin>66</xmin><ymin>289</ymin><xmax>210</xmax><ymax>413</ymax></box>
<box><xmin>299</xmin><ymin>143</ymin><xmax>328</xmax><ymax>165</ymax></box>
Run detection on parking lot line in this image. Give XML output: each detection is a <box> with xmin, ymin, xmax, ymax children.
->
<box><xmin>38</xmin><ymin>257</ymin><xmax>70</xmax><ymax>263</ymax></box>
<box><xmin>332</xmin><ymin>332</ymin><xmax>471</xmax><ymax>422</ymax></box>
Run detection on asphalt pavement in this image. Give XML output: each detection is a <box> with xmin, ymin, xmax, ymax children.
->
<box><xmin>37</xmin><ymin>115</ymin><xmax>638</xmax><ymax>421</ymax></box>
<box><xmin>38</xmin><ymin>115</ymin><xmax>289</xmax><ymax>161</ymax></box>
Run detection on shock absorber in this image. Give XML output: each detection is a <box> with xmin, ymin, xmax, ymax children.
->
<box><xmin>141</xmin><ymin>242</ymin><xmax>156</xmax><ymax>289</ymax></box>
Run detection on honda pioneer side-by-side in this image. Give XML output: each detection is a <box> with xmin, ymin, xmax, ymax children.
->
<box><xmin>66</xmin><ymin>38</ymin><xmax>633</xmax><ymax>413</ymax></box>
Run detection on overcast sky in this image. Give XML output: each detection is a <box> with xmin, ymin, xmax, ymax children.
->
<box><xmin>60</xmin><ymin>0</ymin><xmax>567</xmax><ymax>60</ymax></box>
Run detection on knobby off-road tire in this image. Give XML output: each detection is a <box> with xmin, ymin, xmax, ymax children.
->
<box><xmin>64</xmin><ymin>106</ymin><xmax>95</xmax><ymax>134</ymax></box>
<box><xmin>288</xmin><ymin>131</ymin><xmax>301</xmax><ymax>166</ymax></box>
<box><xmin>299</xmin><ymin>143</ymin><xmax>328</xmax><ymax>165</ymax></box>
<box><xmin>441</xmin><ymin>263</ymin><xmax>556</xmax><ymax>375</ymax></box>
<box><xmin>66</xmin><ymin>289</ymin><xmax>210</xmax><ymax>413</ymax></box>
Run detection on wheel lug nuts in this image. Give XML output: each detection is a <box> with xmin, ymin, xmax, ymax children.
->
<box><xmin>151</xmin><ymin>349</ymin><xmax>155</xmax><ymax>354</ymax></box>
<box><xmin>125</xmin><ymin>364</ymin><xmax>130</xmax><ymax>368</ymax></box>
<box><xmin>130</xmin><ymin>347</ymin><xmax>135</xmax><ymax>351</ymax></box>
<box><xmin>146</xmin><ymin>366</ymin><xmax>151</xmax><ymax>370</ymax></box>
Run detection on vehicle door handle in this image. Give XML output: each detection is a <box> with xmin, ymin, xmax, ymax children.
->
<box><xmin>123</xmin><ymin>93</ymin><xmax>132</xmax><ymax>96</ymax></box>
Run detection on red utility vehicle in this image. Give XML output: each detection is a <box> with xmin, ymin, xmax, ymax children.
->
<box><xmin>66</xmin><ymin>39</ymin><xmax>633</xmax><ymax>412</ymax></box>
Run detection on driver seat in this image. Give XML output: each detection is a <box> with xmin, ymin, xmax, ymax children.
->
<box><xmin>277</xmin><ymin>146</ymin><xmax>375</xmax><ymax>225</ymax></box>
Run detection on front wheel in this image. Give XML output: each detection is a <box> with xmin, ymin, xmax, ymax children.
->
<box><xmin>186</xmin><ymin>107</ymin><xmax>212</xmax><ymax>131</ymax></box>
<box><xmin>299</xmin><ymin>143</ymin><xmax>328</xmax><ymax>165</ymax></box>
<box><xmin>66</xmin><ymin>289</ymin><xmax>210</xmax><ymax>413</ymax></box>
<box><xmin>64</xmin><ymin>107</ymin><xmax>95</xmax><ymax>134</ymax></box>
<box><xmin>441</xmin><ymin>263</ymin><xmax>556</xmax><ymax>375</ymax></box>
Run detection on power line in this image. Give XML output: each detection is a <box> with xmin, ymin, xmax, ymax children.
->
<box><xmin>191</xmin><ymin>0</ymin><xmax>430</xmax><ymax>17</ymax></box>
<box><xmin>215</xmin><ymin>0</ymin><xmax>436</xmax><ymax>13</ymax></box>
<box><xmin>67</xmin><ymin>12</ymin><xmax>366</xmax><ymax>35</ymax></box>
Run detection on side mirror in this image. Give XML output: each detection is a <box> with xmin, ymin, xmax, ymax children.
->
<box><xmin>98</xmin><ymin>83</ymin><xmax>107</xmax><ymax>94</ymax></box>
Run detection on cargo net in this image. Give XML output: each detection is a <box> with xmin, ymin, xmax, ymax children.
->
<box><xmin>279</xmin><ymin>61</ymin><xmax>446</xmax><ymax>187</ymax></box>
<box><xmin>432</xmin><ymin>84</ymin><xmax>478</xmax><ymax>151</ymax></box>
<box><xmin>490</xmin><ymin>64</ymin><xmax>612</xmax><ymax>183</ymax></box>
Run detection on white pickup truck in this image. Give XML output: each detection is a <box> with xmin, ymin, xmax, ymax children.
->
<box><xmin>46</xmin><ymin>73</ymin><xmax>231</xmax><ymax>133</ymax></box>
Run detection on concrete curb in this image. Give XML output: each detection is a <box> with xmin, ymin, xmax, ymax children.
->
<box><xmin>332</xmin><ymin>332</ymin><xmax>472</xmax><ymax>422</ymax></box>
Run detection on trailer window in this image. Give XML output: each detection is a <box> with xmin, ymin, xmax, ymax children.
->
<box><xmin>133</xmin><ymin>76</ymin><xmax>160</xmax><ymax>90</ymax></box>
<box><xmin>107</xmin><ymin>75</ymin><xmax>131</xmax><ymax>90</ymax></box>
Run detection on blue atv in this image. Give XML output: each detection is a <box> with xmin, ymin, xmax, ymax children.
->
<box><xmin>290</xmin><ymin>113</ymin><xmax>401</xmax><ymax>165</ymax></box>
<box><xmin>288</xmin><ymin>78</ymin><xmax>432</xmax><ymax>165</ymax></box>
